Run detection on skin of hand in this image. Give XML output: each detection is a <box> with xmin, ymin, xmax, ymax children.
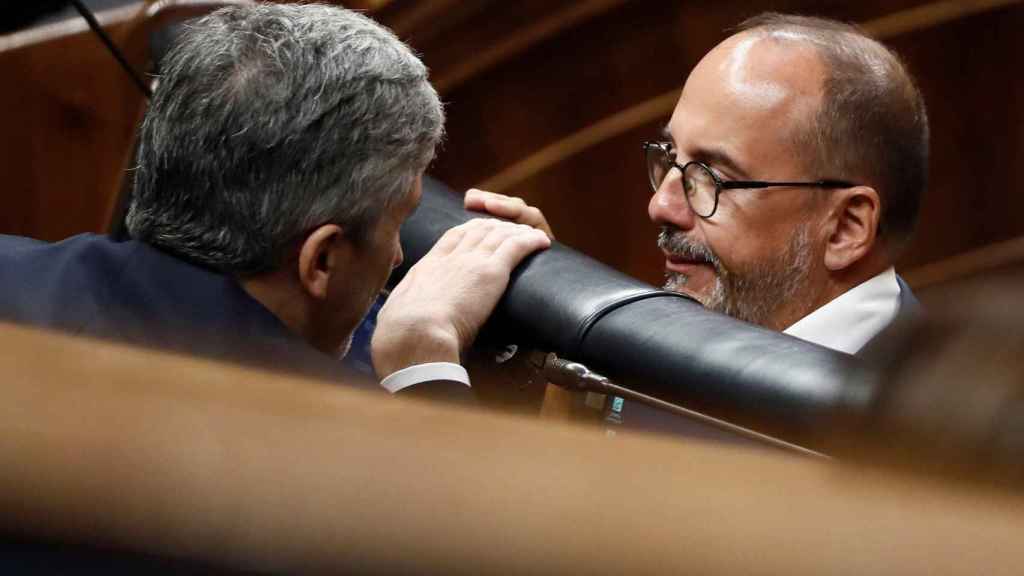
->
<box><xmin>463</xmin><ymin>188</ymin><xmax>555</xmax><ymax>240</ymax></box>
<box><xmin>371</xmin><ymin>218</ymin><xmax>551</xmax><ymax>377</ymax></box>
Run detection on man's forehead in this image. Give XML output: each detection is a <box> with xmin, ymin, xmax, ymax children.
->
<box><xmin>691</xmin><ymin>33</ymin><xmax>824</xmax><ymax>110</ymax></box>
<box><xmin>666</xmin><ymin>33</ymin><xmax>825</xmax><ymax>171</ymax></box>
<box><xmin>718</xmin><ymin>35</ymin><xmax>793</xmax><ymax>108</ymax></box>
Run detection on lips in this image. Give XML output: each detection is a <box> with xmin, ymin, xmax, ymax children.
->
<box><xmin>664</xmin><ymin>252</ymin><xmax>712</xmax><ymax>273</ymax></box>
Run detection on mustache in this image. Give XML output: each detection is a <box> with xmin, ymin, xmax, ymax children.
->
<box><xmin>657</xmin><ymin>227</ymin><xmax>721</xmax><ymax>269</ymax></box>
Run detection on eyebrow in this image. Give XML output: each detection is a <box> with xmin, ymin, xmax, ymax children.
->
<box><xmin>659</xmin><ymin>125</ymin><xmax>750</xmax><ymax>179</ymax></box>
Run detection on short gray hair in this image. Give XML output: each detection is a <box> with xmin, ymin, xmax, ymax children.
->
<box><xmin>738</xmin><ymin>13</ymin><xmax>929</xmax><ymax>253</ymax></box>
<box><xmin>127</xmin><ymin>3</ymin><xmax>445</xmax><ymax>274</ymax></box>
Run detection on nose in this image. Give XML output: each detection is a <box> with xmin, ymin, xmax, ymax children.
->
<box><xmin>648</xmin><ymin>172</ymin><xmax>697</xmax><ymax>231</ymax></box>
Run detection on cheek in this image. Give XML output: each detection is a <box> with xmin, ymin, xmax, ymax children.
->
<box><xmin>380</xmin><ymin>243</ymin><xmax>401</xmax><ymax>283</ymax></box>
<box><xmin>363</xmin><ymin>243</ymin><xmax>398</xmax><ymax>302</ymax></box>
<box><xmin>704</xmin><ymin>211</ymin><xmax>790</xmax><ymax>270</ymax></box>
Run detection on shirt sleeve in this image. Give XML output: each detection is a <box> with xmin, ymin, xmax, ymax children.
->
<box><xmin>379</xmin><ymin>362</ymin><xmax>471</xmax><ymax>394</ymax></box>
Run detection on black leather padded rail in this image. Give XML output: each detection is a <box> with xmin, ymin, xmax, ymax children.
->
<box><xmin>391</xmin><ymin>178</ymin><xmax>871</xmax><ymax>443</ymax></box>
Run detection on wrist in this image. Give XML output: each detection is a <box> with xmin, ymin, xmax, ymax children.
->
<box><xmin>371</xmin><ymin>324</ymin><xmax>461</xmax><ymax>378</ymax></box>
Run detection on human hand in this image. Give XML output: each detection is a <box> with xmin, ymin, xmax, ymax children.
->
<box><xmin>371</xmin><ymin>218</ymin><xmax>551</xmax><ymax>377</ymax></box>
<box><xmin>463</xmin><ymin>188</ymin><xmax>555</xmax><ymax>240</ymax></box>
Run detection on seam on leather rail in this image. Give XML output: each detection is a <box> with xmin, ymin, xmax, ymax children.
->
<box><xmin>572</xmin><ymin>291</ymin><xmax>692</xmax><ymax>357</ymax></box>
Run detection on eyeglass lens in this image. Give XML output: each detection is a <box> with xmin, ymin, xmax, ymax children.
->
<box><xmin>646</xmin><ymin>146</ymin><xmax>717</xmax><ymax>217</ymax></box>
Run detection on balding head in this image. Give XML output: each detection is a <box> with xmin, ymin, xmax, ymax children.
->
<box><xmin>736</xmin><ymin>14</ymin><xmax>930</xmax><ymax>253</ymax></box>
<box><xmin>681</xmin><ymin>31</ymin><xmax>828</xmax><ymax>180</ymax></box>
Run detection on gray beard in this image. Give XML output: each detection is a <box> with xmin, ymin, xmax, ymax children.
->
<box><xmin>658</xmin><ymin>225</ymin><xmax>813</xmax><ymax>328</ymax></box>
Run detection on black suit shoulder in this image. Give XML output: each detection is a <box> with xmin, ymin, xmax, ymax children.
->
<box><xmin>0</xmin><ymin>234</ymin><xmax>354</xmax><ymax>383</ymax></box>
<box><xmin>856</xmin><ymin>273</ymin><xmax>923</xmax><ymax>365</ymax></box>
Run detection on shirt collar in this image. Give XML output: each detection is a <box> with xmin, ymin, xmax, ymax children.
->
<box><xmin>783</xmin><ymin>267</ymin><xmax>901</xmax><ymax>354</ymax></box>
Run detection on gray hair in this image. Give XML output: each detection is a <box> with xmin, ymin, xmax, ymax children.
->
<box><xmin>127</xmin><ymin>3</ymin><xmax>445</xmax><ymax>274</ymax></box>
<box><xmin>737</xmin><ymin>13</ymin><xmax>929</xmax><ymax>253</ymax></box>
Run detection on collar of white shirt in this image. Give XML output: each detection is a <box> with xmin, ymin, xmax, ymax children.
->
<box><xmin>782</xmin><ymin>267</ymin><xmax>901</xmax><ymax>355</ymax></box>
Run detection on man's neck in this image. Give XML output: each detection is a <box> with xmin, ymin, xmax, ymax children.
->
<box><xmin>239</xmin><ymin>272</ymin><xmax>312</xmax><ymax>344</ymax></box>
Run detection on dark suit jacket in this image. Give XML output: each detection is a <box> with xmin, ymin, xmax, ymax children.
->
<box><xmin>0</xmin><ymin>233</ymin><xmax>375</xmax><ymax>387</ymax></box>
<box><xmin>0</xmin><ymin>233</ymin><xmax>478</xmax><ymax>401</ymax></box>
<box><xmin>854</xmin><ymin>274</ymin><xmax>923</xmax><ymax>365</ymax></box>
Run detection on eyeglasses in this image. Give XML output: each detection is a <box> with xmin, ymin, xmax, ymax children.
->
<box><xmin>642</xmin><ymin>141</ymin><xmax>857</xmax><ymax>219</ymax></box>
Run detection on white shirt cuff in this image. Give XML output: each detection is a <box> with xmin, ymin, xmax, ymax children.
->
<box><xmin>379</xmin><ymin>362</ymin><xmax>471</xmax><ymax>394</ymax></box>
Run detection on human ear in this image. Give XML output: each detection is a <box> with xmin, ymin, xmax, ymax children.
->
<box><xmin>296</xmin><ymin>224</ymin><xmax>346</xmax><ymax>300</ymax></box>
<box><xmin>823</xmin><ymin>186</ymin><xmax>881</xmax><ymax>272</ymax></box>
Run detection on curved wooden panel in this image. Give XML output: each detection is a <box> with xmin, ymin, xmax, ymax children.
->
<box><xmin>905</xmin><ymin>235</ymin><xmax>1024</xmax><ymax>289</ymax></box>
<box><xmin>376</xmin><ymin>0</ymin><xmax>630</xmax><ymax>95</ymax></box>
<box><xmin>479</xmin><ymin>89</ymin><xmax>680</xmax><ymax>194</ymax></box>
<box><xmin>0</xmin><ymin>4</ymin><xmax>148</xmax><ymax>242</ymax></box>
<box><xmin>431</xmin><ymin>0</ymin><xmax>629</xmax><ymax>95</ymax></box>
<box><xmin>889</xmin><ymin>2</ymin><xmax>1024</xmax><ymax>270</ymax></box>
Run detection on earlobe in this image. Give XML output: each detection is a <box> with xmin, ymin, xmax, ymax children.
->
<box><xmin>297</xmin><ymin>224</ymin><xmax>345</xmax><ymax>300</ymax></box>
<box><xmin>824</xmin><ymin>186</ymin><xmax>881</xmax><ymax>272</ymax></box>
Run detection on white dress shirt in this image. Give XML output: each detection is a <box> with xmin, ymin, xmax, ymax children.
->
<box><xmin>783</xmin><ymin>267</ymin><xmax>901</xmax><ymax>354</ymax></box>
<box><xmin>380</xmin><ymin>362</ymin><xmax>470</xmax><ymax>393</ymax></box>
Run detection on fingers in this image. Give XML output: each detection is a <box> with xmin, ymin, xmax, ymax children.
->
<box><xmin>424</xmin><ymin>219</ymin><xmax>550</xmax><ymax>283</ymax></box>
<box><xmin>433</xmin><ymin>218</ymin><xmax>500</xmax><ymax>256</ymax></box>
<box><xmin>462</xmin><ymin>188</ymin><xmax>498</xmax><ymax>211</ymax></box>
<box><xmin>464</xmin><ymin>188</ymin><xmax>526</xmax><ymax>213</ymax></box>
<box><xmin>446</xmin><ymin>219</ymin><xmax>550</xmax><ymax>259</ymax></box>
<box><xmin>431</xmin><ymin>223</ymin><xmax>468</xmax><ymax>256</ymax></box>
<box><xmin>376</xmin><ymin>219</ymin><xmax>551</xmax><ymax>365</ymax></box>
<box><xmin>492</xmin><ymin>226</ymin><xmax>551</xmax><ymax>269</ymax></box>
<box><xmin>464</xmin><ymin>189</ymin><xmax>555</xmax><ymax>240</ymax></box>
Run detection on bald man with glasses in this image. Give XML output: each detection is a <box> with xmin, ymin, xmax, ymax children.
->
<box><xmin>468</xmin><ymin>12</ymin><xmax>927</xmax><ymax>359</ymax></box>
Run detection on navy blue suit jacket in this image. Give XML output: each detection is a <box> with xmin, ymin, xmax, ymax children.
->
<box><xmin>0</xmin><ymin>233</ymin><xmax>371</xmax><ymax>386</ymax></box>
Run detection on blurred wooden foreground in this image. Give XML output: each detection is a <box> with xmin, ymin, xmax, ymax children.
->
<box><xmin>1</xmin><ymin>321</ymin><xmax>1023</xmax><ymax>574</ymax></box>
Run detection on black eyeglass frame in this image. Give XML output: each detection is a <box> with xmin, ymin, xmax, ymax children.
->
<box><xmin>642</xmin><ymin>141</ymin><xmax>858</xmax><ymax>219</ymax></box>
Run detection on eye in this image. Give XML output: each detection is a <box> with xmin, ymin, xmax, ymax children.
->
<box><xmin>699</xmin><ymin>163</ymin><xmax>727</xmax><ymax>182</ymax></box>
<box><xmin>682</xmin><ymin>170</ymin><xmax>696</xmax><ymax>195</ymax></box>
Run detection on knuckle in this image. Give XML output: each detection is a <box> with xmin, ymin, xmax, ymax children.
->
<box><xmin>483</xmin><ymin>262</ymin><xmax>507</xmax><ymax>279</ymax></box>
<box><xmin>465</xmin><ymin>218</ymin><xmax>491</xmax><ymax>231</ymax></box>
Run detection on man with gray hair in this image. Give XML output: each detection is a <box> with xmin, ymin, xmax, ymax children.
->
<box><xmin>0</xmin><ymin>3</ymin><xmax>549</xmax><ymax>394</ymax></box>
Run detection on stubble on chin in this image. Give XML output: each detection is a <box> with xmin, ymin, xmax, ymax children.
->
<box><xmin>658</xmin><ymin>227</ymin><xmax>727</xmax><ymax>310</ymax></box>
<box><xmin>663</xmin><ymin>270</ymin><xmax>688</xmax><ymax>293</ymax></box>
<box><xmin>658</xmin><ymin>225</ymin><xmax>813</xmax><ymax>328</ymax></box>
<box><xmin>664</xmin><ymin>270</ymin><xmax>727</xmax><ymax>310</ymax></box>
